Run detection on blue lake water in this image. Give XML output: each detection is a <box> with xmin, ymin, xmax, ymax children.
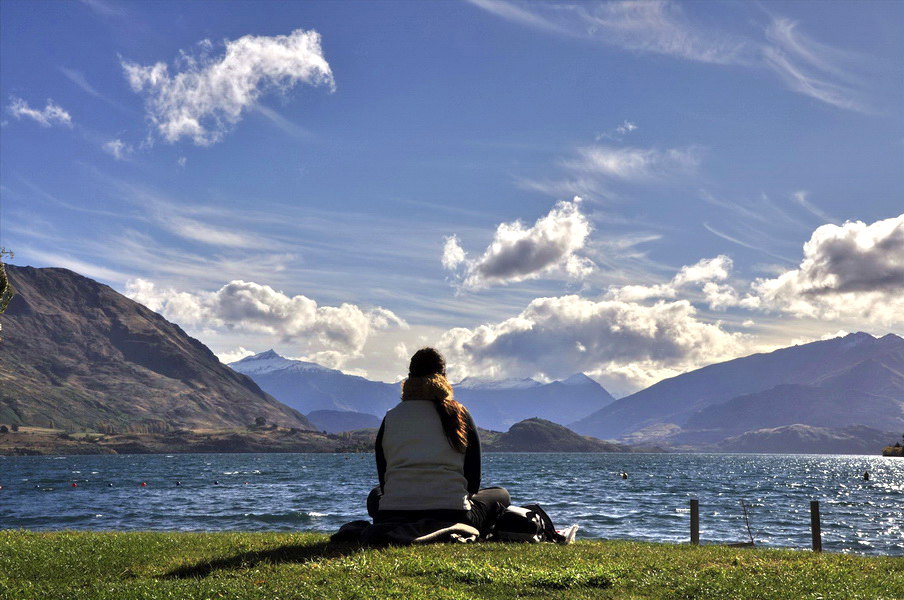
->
<box><xmin>1</xmin><ymin>452</ymin><xmax>901</xmax><ymax>555</ymax></box>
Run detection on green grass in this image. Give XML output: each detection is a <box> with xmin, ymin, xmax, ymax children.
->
<box><xmin>1</xmin><ymin>531</ymin><xmax>901</xmax><ymax>599</ymax></box>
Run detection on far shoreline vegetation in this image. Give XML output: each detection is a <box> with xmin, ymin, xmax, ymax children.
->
<box><xmin>0</xmin><ymin>417</ymin><xmax>653</xmax><ymax>456</ymax></box>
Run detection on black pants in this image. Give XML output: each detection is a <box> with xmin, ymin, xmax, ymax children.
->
<box><xmin>367</xmin><ymin>486</ymin><xmax>510</xmax><ymax>534</ymax></box>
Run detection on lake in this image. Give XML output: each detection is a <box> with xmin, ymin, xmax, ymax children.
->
<box><xmin>1</xmin><ymin>452</ymin><xmax>900</xmax><ymax>555</ymax></box>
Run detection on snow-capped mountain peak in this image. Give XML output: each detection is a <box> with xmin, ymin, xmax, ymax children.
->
<box><xmin>230</xmin><ymin>350</ymin><xmax>334</xmax><ymax>376</ymax></box>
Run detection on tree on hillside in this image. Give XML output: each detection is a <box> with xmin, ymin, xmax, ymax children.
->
<box><xmin>0</xmin><ymin>248</ymin><xmax>14</xmax><ymax>341</ymax></box>
<box><xmin>254</xmin><ymin>416</ymin><xmax>267</xmax><ymax>428</ymax></box>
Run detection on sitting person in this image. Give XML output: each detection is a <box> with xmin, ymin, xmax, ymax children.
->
<box><xmin>367</xmin><ymin>347</ymin><xmax>510</xmax><ymax>534</ymax></box>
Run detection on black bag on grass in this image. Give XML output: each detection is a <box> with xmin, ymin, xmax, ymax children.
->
<box><xmin>491</xmin><ymin>504</ymin><xmax>574</xmax><ymax>544</ymax></box>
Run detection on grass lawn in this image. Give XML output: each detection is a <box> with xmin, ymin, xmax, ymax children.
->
<box><xmin>1</xmin><ymin>531</ymin><xmax>901</xmax><ymax>599</ymax></box>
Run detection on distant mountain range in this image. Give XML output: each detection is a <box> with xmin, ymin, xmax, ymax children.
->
<box><xmin>572</xmin><ymin>332</ymin><xmax>904</xmax><ymax>449</ymax></box>
<box><xmin>0</xmin><ymin>265</ymin><xmax>313</xmax><ymax>432</ymax></box>
<box><xmin>2</xmin><ymin>264</ymin><xmax>900</xmax><ymax>455</ymax></box>
<box><xmin>230</xmin><ymin>350</ymin><xmax>616</xmax><ymax>431</ymax></box>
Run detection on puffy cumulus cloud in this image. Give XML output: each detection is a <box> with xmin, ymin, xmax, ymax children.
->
<box><xmin>123</xmin><ymin>29</ymin><xmax>334</xmax><ymax>145</ymax></box>
<box><xmin>748</xmin><ymin>214</ymin><xmax>904</xmax><ymax>324</ymax></box>
<box><xmin>606</xmin><ymin>255</ymin><xmax>737</xmax><ymax>310</ymax></box>
<box><xmin>438</xmin><ymin>294</ymin><xmax>746</xmax><ymax>392</ymax></box>
<box><xmin>216</xmin><ymin>346</ymin><xmax>256</xmax><ymax>364</ymax></box>
<box><xmin>444</xmin><ymin>197</ymin><xmax>594</xmax><ymax>288</ymax></box>
<box><xmin>125</xmin><ymin>278</ymin><xmax>406</xmax><ymax>365</ymax></box>
<box><xmin>6</xmin><ymin>97</ymin><xmax>72</xmax><ymax>127</ymax></box>
<box><xmin>673</xmin><ymin>255</ymin><xmax>732</xmax><ymax>285</ymax></box>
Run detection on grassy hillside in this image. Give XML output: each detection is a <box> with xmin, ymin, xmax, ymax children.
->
<box><xmin>1</xmin><ymin>531</ymin><xmax>900</xmax><ymax>600</ymax></box>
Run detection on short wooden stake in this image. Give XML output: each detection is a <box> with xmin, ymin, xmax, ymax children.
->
<box><xmin>810</xmin><ymin>500</ymin><xmax>822</xmax><ymax>552</ymax></box>
<box><xmin>690</xmin><ymin>499</ymin><xmax>700</xmax><ymax>545</ymax></box>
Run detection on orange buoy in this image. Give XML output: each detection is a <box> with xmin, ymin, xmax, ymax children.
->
<box><xmin>140</xmin><ymin>482</ymin><xmax>148</xmax><ymax>487</ymax></box>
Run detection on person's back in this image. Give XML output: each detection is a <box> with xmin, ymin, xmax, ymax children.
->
<box><xmin>379</xmin><ymin>398</ymin><xmax>470</xmax><ymax>511</ymax></box>
<box><xmin>367</xmin><ymin>347</ymin><xmax>510</xmax><ymax>533</ymax></box>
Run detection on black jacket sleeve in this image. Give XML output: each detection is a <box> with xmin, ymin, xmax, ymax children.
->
<box><xmin>463</xmin><ymin>412</ymin><xmax>481</xmax><ymax>495</ymax></box>
<box><xmin>375</xmin><ymin>419</ymin><xmax>387</xmax><ymax>491</ymax></box>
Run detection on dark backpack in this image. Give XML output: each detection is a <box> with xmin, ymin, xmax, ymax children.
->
<box><xmin>491</xmin><ymin>504</ymin><xmax>572</xmax><ymax>543</ymax></box>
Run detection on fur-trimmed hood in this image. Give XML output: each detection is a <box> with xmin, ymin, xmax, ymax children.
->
<box><xmin>401</xmin><ymin>374</ymin><xmax>454</xmax><ymax>402</ymax></box>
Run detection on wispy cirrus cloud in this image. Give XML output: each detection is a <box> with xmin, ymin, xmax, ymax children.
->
<box><xmin>122</xmin><ymin>29</ymin><xmax>334</xmax><ymax>145</ymax></box>
<box><xmin>60</xmin><ymin>67</ymin><xmax>131</xmax><ymax>113</ymax></box>
<box><xmin>6</xmin><ymin>97</ymin><xmax>73</xmax><ymax>127</ymax></box>
<box><xmin>470</xmin><ymin>1</ymin><xmax>886</xmax><ymax>114</ymax></box>
<box><xmin>763</xmin><ymin>18</ymin><xmax>876</xmax><ymax>114</ymax></box>
<box><xmin>468</xmin><ymin>0</ymin><xmax>752</xmax><ymax>65</ymax></box>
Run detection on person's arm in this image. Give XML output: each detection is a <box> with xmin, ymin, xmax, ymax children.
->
<box><xmin>375</xmin><ymin>419</ymin><xmax>387</xmax><ymax>491</ymax></box>
<box><xmin>463</xmin><ymin>411</ymin><xmax>481</xmax><ymax>495</ymax></box>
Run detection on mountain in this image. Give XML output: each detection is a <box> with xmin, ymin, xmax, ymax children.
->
<box><xmin>571</xmin><ymin>333</ymin><xmax>904</xmax><ymax>444</ymax></box>
<box><xmin>713</xmin><ymin>424</ymin><xmax>898</xmax><ymax>455</ymax></box>
<box><xmin>0</xmin><ymin>265</ymin><xmax>313</xmax><ymax>432</ymax></box>
<box><xmin>455</xmin><ymin>373</ymin><xmax>616</xmax><ymax>431</ymax></box>
<box><xmin>231</xmin><ymin>350</ymin><xmax>616</xmax><ymax>431</ymax></box>
<box><xmin>307</xmin><ymin>409</ymin><xmax>382</xmax><ymax>433</ymax></box>
<box><xmin>483</xmin><ymin>418</ymin><xmax>632</xmax><ymax>452</ymax></box>
<box><xmin>230</xmin><ymin>351</ymin><xmax>401</xmax><ymax>416</ymax></box>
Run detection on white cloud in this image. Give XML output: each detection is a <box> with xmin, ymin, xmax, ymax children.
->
<box><xmin>616</xmin><ymin>120</ymin><xmax>637</xmax><ymax>135</ymax></box>
<box><xmin>102</xmin><ymin>139</ymin><xmax>132</xmax><ymax>160</ymax></box>
<box><xmin>439</xmin><ymin>294</ymin><xmax>747</xmax><ymax>392</ymax></box>
<box><xmin>160</xmin><ymin>215</ymin><xmax>259</xmax><ymax>248</ymax></box>
<box><xmin>177</xmin><ymin>156</ymin><xmax>187</xmax><ymax>168</ymax></box>
<box><xmin>472</xmin><ymin>3</ymin><xmax>882</xmax><ymax>114</ymax></box>
<box><xmin>606</xmin><ymin>255</ymin><xmax>735</xmax><ymax>310</ymax></box>
<box><xmin>673</xmin><ymin>255</ymin><xmax>732</xmax><ymax>286</ymax></box>
<box><xmin>763</xmin><ymin>18</ymin><xmax>874</xmax><ymax>114</ymax></box>
<box><xmin>217</xmin><ymin>346</ymin><xmax>256</xmax><ymax>364</ymax></box>
<box><xmin>791</xmin><ymin>191</ymin><xmax>837</xmax><ymax>224</ymax></box>
<box><xmin>441</xmin><ymin>235</ymin><xmax>467</xmax><ymax>270</ymax></box>
<box><xmin>748</xmin><ymin>214</ymin><xmax>904</xmax><ymax>325</ymax></box>
<box><xmin>125</xmin><ymin>278</ymin><xmax>407</xmax><ymax>366</ymax></box>
<box><xmin>444</xmin><ymin>197</ymin><xmax>594</xmax><ymax>288</ymax></box>
<box><xmin>122</xmin><ymin>29</ymin><xmax>334</xmax><ymax>145</ymax></box>
<box><xmin>568</xmin><ymin>145</ymin><xmax>700</xmax><ymax>181</ymax></box>
<box><xmin>469</xmin><ymin>0</ymin><xmax>752</xmax><ymax>65</ymax></box>
<box><xmin>6</xmin><ymin>97</ymin><xmax>73</xmax><ymax>127</ymax></box>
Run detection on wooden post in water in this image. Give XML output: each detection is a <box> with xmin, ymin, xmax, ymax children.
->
<box><xmin>810</xmin><ymin>500</ymin><xmax>822</xmax><ymax>552</ymax></box>
<box><xmin>690</xmin><ymin>499</ymin><xmax>700</xmax><ymax>546</ymax></box>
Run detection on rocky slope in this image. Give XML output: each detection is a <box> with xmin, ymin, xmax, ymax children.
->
<box><xmin>0</xmin><ymin>265</ymin><xmax>313</xmax><ymax>432</ymax></box>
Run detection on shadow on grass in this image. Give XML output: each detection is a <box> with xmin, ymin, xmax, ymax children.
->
<box><xmin>163</xmin><ymin>541</ymin><xmax>365</xmax><ymax>579</ymax></box>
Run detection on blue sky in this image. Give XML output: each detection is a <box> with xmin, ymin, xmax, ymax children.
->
<box><xmin>2</xmin><ymin>0</ymin><xmax>902</xmax><ymax>394</ymax></box>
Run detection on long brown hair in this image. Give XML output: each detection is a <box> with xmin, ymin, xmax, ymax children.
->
<box><xmin>402</xmin><ymin>347</ymin><xmax>469</xmax><ymax>453</ymax></box>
